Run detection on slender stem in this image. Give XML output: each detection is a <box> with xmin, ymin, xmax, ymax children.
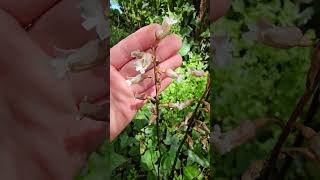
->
<box><xmin>278</xmin><ymin>87</ymin><xmax>320</xmax><ymax>179</ymax></box>
<box><xmin>169</xmin><ymin>77</ymin><xmax>211</xmax><ymax>178</ymax></box>
<box><xmin>152</xmin><ymin>46</ymin><xmax>162</xmax><ymax>179</ymax></box>
<box><xmin>260</xmin><ymin>89</ymin><xmax>314</xmax><ymax>179</ymax></box>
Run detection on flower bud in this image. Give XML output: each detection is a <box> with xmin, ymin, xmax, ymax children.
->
<box><xmin>156</xmin><ymin>16</ymin><xmax>178</xmax><ymax>40</ymax></box>
<box><xmin>134</xmin><ymin>52</ymin><xmax>153</xmax><ymax>74</ymax></box>
<box><xmin>187</xmin><ymin>67</ymin><xmax>208</xmax><ymax>77</ymax></box>
<box><xmin>125</xmin><ymin>74</ymin><xmax>150</xmax><ymax>87</ymax></box>
<box><xmin>243</xmin><ymin>18</ymin><xmax>312</xmax><ymax>48</ymax></box>
<box><xmin>165</xmin><ymin>68</ymin><xmax>183</xmax><ymax>82</ymax></box>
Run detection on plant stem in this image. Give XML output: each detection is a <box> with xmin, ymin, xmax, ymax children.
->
<box><xmin>278</xmin><ymin>87</ymin><xmax>320</xmax><ymax>179</ymax></box>
<box><xmin>169</xmin><ymin>76</ymin><xmax>211</xmax><ymax>178</ymax></box>
<box><xmin>260</xmin><ymin>88</ymin><xmax>314</xmax><ymax>179</ymax></box>
<box><xmin>152</xmin><ymin>46</ymin><xmax>162</xmax><ymax>179</ymax></box>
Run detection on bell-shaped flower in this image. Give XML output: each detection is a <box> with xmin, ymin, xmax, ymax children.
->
<box><xmin>243</xmin><ymin>18</ymin><xmax>312</xmax><ymax>48</ymax></box>
<box><xmin>165</xmin><ymin>68</ymin><xmax>183</xmax><ymax>82</ymax></box>
<box><xmin>187</xmin><ymin>67</ymin><xmax>208</xmax><ymax>77</ymax></box>
<box><xmin>132</xmin><ymin>52</ymin><xmax>153</xmax><ymax>74</ymax></box>
<box><xmin>125</xmin><ymin>73</ymin><xmax>150</xmax><ymax>87</ymax></box>
<box><xmin>51</xmin><ymin>39</ymin><xmax>100</xmax><ymax>79</ymax></box>
<box><xmin>212</xmin><ymin>32</ymin><xmax>234</xmax><ymax>68</ymax></box>
<box><xmin>156</xmin><ymin>16</ymin><xmax>178</xmax><ymax>40</ymax></box>
<box><xmin>78</xmin><ymin>0</ymin><xmax>109</xmax><ymax>40</ymax></box>
<box><xmin>210</xmin><ymin>120</ymin><xmax>263</xmax><ymax>155</ymax></box>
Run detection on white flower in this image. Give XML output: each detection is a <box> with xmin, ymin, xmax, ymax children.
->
<box><xmin>156</xmin><ymin>16</ymin><xmax>178</xmax><ymax>40</ymax></box>
<box><xmin>243</xmin><ymin>18</ymin><xmax>311</xmax><ymax>48</ymax></box>
<box><xmin>165</xmin><ymin>68</ymin><xmax>184</xmax><ymax>82</ymax></box>
<box><xmin>78</xmin><ymin>0</ymin><xmax>108</xmax><ymax>40</ymax></box>
<box><xmin>51</xmin><ymin>59</ymin><xmax>70</xmax><ymax>79</ymax></box>
<box><xmin>125</xmin><ymin>74</ymin><xmax>150</xmax><ymax>87</ymax></box>
<box><xmin>51</xmin><ymin>39</ymin><xmax>100</xmax><ymax>79</ymax></box>
<box><xmin>133</xmin><ymin>52</ymin><xmax>153</xmax><ymax>74</ymax></box>
<box><xmin>212</xmin><ymin>32</ymin><xmax>234</xmax><ymax>68</ymax></box>
<box><xmin>163</xmin><ymin>16</ymin><xmax>178</xmax><ymax>26</ymax></box>
<box><xmin>187</xmin><ymin>67</ymin><xmax>207</xmax><ymax>77</ymax></box>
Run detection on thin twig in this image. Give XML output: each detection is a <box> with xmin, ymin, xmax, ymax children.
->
<box><xmin>278</xmin><ymin>87</ymin><xmax>320</xmax><ymax>179</ymax></box>
<box><xmin>169</xmin><ymin>76</ymin><xmax>212</xmax><ymax>178</ymax></box>
<box><xmin>152</xmin><ymin>45</ymin><xmax>162</xmax><ymax>179</ymax></box>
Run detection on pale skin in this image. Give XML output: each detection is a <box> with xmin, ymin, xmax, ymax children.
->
<box><xmin>0</xmin><ymin>0</ymin><xmax>230</xmax><ymax>179</ymax></box>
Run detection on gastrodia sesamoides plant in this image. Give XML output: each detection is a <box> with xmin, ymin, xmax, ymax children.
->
<box><xmin>155</xmin><ymin>16</ymin><xmax>178</xmax><ymax>40</ymax></box>
<box><xmin>124</xmin><ymin>16</ymin><xmax>181</xmax><ymax>87</ymax></box>
<box><xmin>243</xmin><ymin>18</ymin><xmax>312</xmax><ymax>49</ymax></box>
<box><xmin>78</xmin><ymin>0</ymin><xmax>109</xmax><ymax>40</ymax></box>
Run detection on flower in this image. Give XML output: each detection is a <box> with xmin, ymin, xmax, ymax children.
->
<box><xmin>51</xmin><ymin>39</ymin><xmax>100</xmax><ymax>79</ymax></box>
<box><xmin>163</xmin><ymin>16</ymin><xmax>178</xmax><ymax>26</ymax></box>
<box><xmin>165</xmin><ymin>68</ymin><xmax>183</xmax><ymax>82</ymax></box>
<box><xmin>156</xmin><ymin>16</ymin><xmax>178</xmax><ymax>40</ymax></box>
<box><xmin>212</xmin><ymin>32</ymin><xmax>234</xmax><ymax>68</ymax></box>
<box><xmin>187</xmin><ymin>67</ymin><xmax>208</xmax><ymax>77</ymax></box>
<box><xmin>125</xmin><ymin>74</ymin><xmax>150</xmax><ymax>87</ymax></box>
<box><xmin>243</xmin><ymin>18</ymin><xmax>312</xmax><ymax>48</ymax></box>
<box><xmin>51</xmin><ymin>59</ymin><xmax>70</xmax><ymax>79</ymax></box>
<box><xmin>78</xmin><ymin>0</ymin><xmax>108</xmax><ymax>40</ymax></box>
<box><xmin>133</xmin><ymin>52</ymin><xmax>153</xmax><ymax>74</ymax></box>
<box><xmin>210</xmin><ymin>121</ymin><xmax>258</xmax><ymax>155</ymax></box>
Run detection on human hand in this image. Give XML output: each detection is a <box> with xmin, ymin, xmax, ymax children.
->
<box><xmin>0</xmin><ymin>0</ymin><xmax>106</xmax><ymax>179</ymax></box>
<box><xmin>110</xmin><ymin>24</ymin><xmax>182</xmax><ymax>140</ymax></box>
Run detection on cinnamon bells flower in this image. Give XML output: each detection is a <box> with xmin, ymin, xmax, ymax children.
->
<box><xmin>125</xmin><ymin>73</ymin><xmax>151</xmax><ymax>87</ymax></box>
<box><xmin>131</xmin><ymin>50</ymin><xmax>154</xmax><ymax>74</ymax></box>
<box><xmin>78</xmin><ymin>0</ymin><xmax>109</xmax><ymax>40</ymax></box>
<box><xmin>156</xmin><ymin>16</ymin><xmax>178</xmax><ymax>40</ymax></box>
<box><xmin>187</xmin><ymin>67</ymin><xmax>208</xmax><ymax>77</ymax></box>
<box><xmin>210</xmin><ymin>120</ymin><xmax>268</xmax><ymax>155</ymax></box>
<box><xmin>243</xmin><ymin>18</ymin><xmax>312</xmax><ymax>49</ymax></box>
<box><xmin>165</xmin><ymin>68</ymin><xmax>183</xmax><ymax>82</ymax></box>
<box><xmin>51</xmin><ymin>39</ymin><xmax>100</xmax><ymax>79</ymax></box>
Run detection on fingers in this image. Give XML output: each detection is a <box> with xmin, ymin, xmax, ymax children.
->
<box><xmin>0</xmin><ymin>9</ymin><xmax>74</xmax><ymax>108</ymax></box>
<box><xmin>129</xmin><ymin>54</ymin><xmax>182</xmax><ymax>94</ymax></box>
<box><xmin>110</xmin><ymin>24</ymin><xmax>161</xmax><ymax>69</ymax></box>
<box><xmin>0</xmin><ymin>0</ymin><xmax>61</xmax><ymax>27</ymax></box>
<box><xmin>28</xmin><ymin>0</ymin><xmax>97</xmax><ymax>55</ymax></box>
<box><xmin>27</xmin><ymin>0</ymin><xmax>106</xmax><ymax>103</ymax></box>
<box><xmin>119</xmin><ymin>34</ymin><xmax>182</xmax><ymax>78</ymax></box>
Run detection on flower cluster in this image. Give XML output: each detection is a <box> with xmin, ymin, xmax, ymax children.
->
<box><xmin>51</xmin><ymin>0</ymin><xmax>108</xmax><ymax>79</ymax></box>
<box><xmin>124</xmin><ymin>16</ymin><xmax>180</xmax><ymax>87</ymax></box>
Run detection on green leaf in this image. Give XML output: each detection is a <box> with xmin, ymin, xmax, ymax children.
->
<box><xmin>187</xmin><ymin>150</ymin><xmax>209</xmax><ymax>168</ymax></box>
<box><xmin>179</xmin><ymin>39</ymin><xmax>191</xmax><ymax>56</ymax></box>
<box><xmin>141</xmin><ymin>150</ymin><xmax>160</xmax><ymax>171</ymax></box>
<box><xmin>110</xmin><ymin>152</ymin><xmax>127</xmax><ymax>171</ymax></box>
<box><xmin>183</xmin><ymin>165</ymin><xmax>201</xmax><ymax>180</ymax></box>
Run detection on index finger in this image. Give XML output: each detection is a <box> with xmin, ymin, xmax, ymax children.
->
<box><xmin>110</xmin><ymin>24</ymin><xmax>161</xmax><ymax>69</ymax></box>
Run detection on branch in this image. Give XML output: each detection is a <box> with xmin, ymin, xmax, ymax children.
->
<box><xmin>278</xmin><ymin>87</ymin><xmax>320</xmax><ymax>178</ymax></box>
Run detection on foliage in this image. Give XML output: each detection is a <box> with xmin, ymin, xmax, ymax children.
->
<box><xmin>211</xmin><ymin>0</ymin><xmax>320</xmax><ymax>179</ymax></box>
